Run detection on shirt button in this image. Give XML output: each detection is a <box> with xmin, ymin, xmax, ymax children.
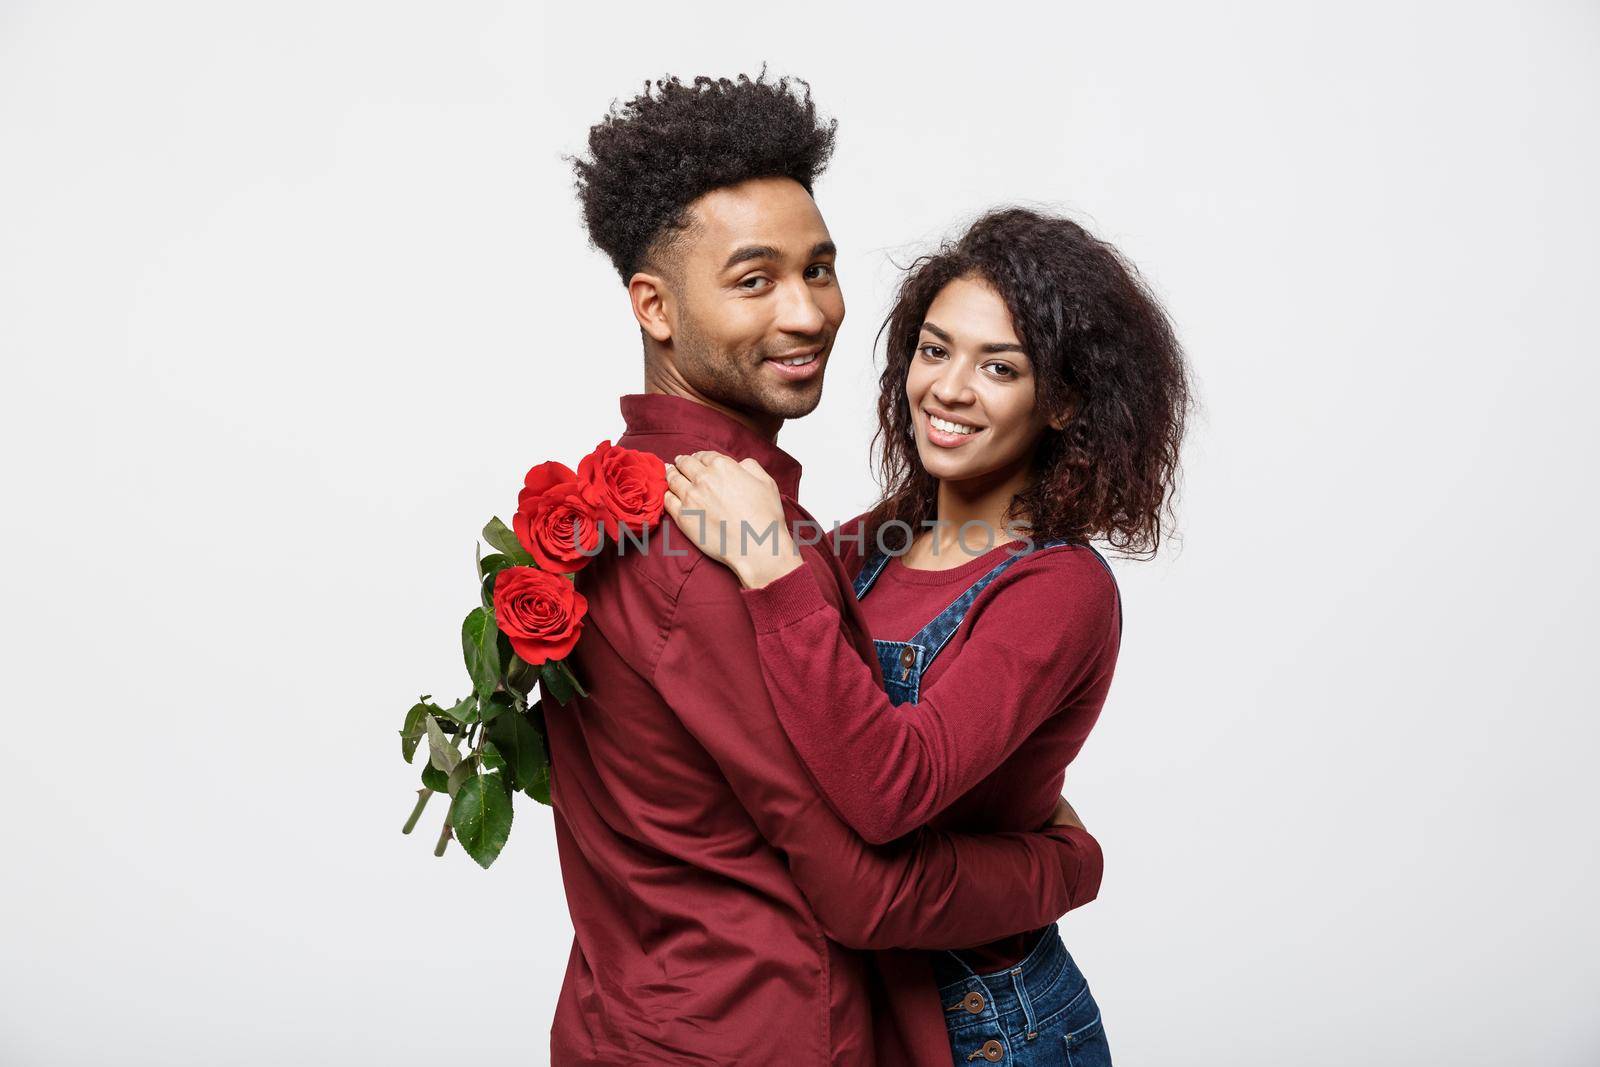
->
<box><xmin>981</xmin><ymin>1039</ymin><xmax>1005</xmax><ymax>1062</ymax></box>
<box><xmin>899</xmin><ymin>647</ymin><xmax>916</xmax><ymax>667</ymax></box>
<box><xmin>962</xmin><ymin>991</ymin><xmax>985</xmax><ymax>1014</ymax></box>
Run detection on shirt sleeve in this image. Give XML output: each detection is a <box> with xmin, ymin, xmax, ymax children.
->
<box><xmin>651</xmin><ymin>553</ymin><xmax>1103</xmax><ymax>951</ymax></box>
<box><xmin>739</xmin><ymin>546</ymin><xmax>1120</xmax><ymax>845</ymax></box>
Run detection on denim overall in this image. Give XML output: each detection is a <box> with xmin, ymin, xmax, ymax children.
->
<box><xmin>853</xmin><ymin>538</ymin><xmax>1116</xmax><ymax>1067</ymax></box>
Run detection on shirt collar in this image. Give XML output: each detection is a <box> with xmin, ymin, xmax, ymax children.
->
<box><xmin>619</xmin><ymin>393</ymin><xmax>804</xmax><ymax>500</ymax></box>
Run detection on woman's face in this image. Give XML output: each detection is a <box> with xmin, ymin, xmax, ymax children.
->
<box><xmin>906</xmin><ymin>275</ymin><xmax>1058</xmax><ymax>488</ymax></box>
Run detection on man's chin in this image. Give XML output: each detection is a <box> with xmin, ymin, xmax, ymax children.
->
<box><xmin>757</xmin><ymin>381</ymin><xmax>825</xmax><ymax>420</ymax></box>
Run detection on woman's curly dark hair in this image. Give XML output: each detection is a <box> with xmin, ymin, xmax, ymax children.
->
<box><xmin>571</xmin><ymin>70</ymin><xmax>838</xmax><ymax>281</ymax></box>
<box><xmin>865</xmin><ymin>207</ymin><xmax>1193</xmax><ymax>559</ymax></box>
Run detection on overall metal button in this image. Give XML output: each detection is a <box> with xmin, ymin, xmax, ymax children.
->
<box><xmin>898</xmin><ymin>646</ymin><xmax>916</xmax><ymax>679</ymax></box>
<box><xmin>962</xmin><ymin>990</ymin><xmax>985</xmax><ymax>1014</ymax></box>
<box><xmin>980</xmin><ymin>1039</ymin><xmax>1004</xmax><ymax>1062</ymax></box>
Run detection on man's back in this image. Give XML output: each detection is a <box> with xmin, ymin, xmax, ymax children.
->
<box><xmin>546</xmin><ymin>397</ymin><xmax>875</xmax><ymax>1064</ymax></box>
<box><xmin>548</xmin><ymin>514</ymin><xmax>876</xmax><ymax>1064</ymax></box>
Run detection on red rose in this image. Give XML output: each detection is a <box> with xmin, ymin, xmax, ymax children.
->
<box><xmin>513</xmin><ymin>460</ymin><xmax>605</xmax><ymax>574</ymax></box>
<box><xmin>492</xmin><ymin>566</ymin><xmax>588</xmax><ymax>666</ymax></box>
<box><xmin>578</xmin><ymin>440</ymin><xmax>668</xmax><ymax>539</ymax></box>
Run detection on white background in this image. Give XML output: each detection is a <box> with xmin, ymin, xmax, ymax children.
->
<box><xmin>3</xmin><ymin>2</ymin><xmax>1597</xmax><ymax>1064</ymax></box>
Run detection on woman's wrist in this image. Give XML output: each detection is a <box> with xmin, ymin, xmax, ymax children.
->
<box><xmin>733</xmin><ymin>528</ymin><xmax>805</xmax><ymax>589</ymax></box>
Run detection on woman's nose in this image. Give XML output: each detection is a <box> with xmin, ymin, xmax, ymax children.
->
<box><xmin>930</xmin><ymin>362</ymin><xmax>976</xmax><ymax>405</ymax></box>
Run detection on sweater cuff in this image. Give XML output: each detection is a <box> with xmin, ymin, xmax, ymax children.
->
<box><xmin>740</xmin><ymin>562</ymin><xmax>832</xmax><ymax>634</ymax></box>
<box><xmin>1043</xmin><ymin>824</ymin><xmax>1105</xmax><ymax>909</ymax></box>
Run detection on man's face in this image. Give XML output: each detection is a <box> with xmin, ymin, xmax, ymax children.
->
<box><xmin>654</xmin><ymin>176</ymin><xmax>844</xmax><ymax>422</ymax></box>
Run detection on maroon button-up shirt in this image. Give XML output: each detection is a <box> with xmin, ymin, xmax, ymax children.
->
<box><xmin>545</xmin><ymin>392</ymin><xmax>1103</xmax><ymax>1066</ymax></box>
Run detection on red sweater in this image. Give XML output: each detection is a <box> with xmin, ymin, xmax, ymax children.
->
<box><xmin>546</xmin><ymin>394</ymin><xmax>1105</xmax><ymax>1066</ymax></box>
<box><xmin>740</xmin><ymin>513</ymin><xmax>1122</xmax><ymax>970</ymax></box>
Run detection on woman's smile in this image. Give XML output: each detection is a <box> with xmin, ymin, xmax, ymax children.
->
<box><xmin>923</xmin><ymin>407</ymin><xmax>986</xmax><ymax>447</ymax></box>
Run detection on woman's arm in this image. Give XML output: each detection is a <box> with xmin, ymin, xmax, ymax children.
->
<box><xmin>739</xmin><ymin>550</ymin><xmax>1119</xmax><ymax>844</ymax></box>
<box><xmin>654</xmin><ymin>554</ymin><xmax>1103</xmax><ymax>950</ymax></box>
<box><xmin>662</xmin><ymin>449</ymin><xmax>1119</xmax><ymax>845</ymax></box>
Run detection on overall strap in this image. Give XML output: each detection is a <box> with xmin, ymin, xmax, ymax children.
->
<box><xmin>852</xmin><ymin>546</ymin><xmax>894</xmax><ymax>600</ymax></box>
<box><xmin>910</xmin><ymin>538</ymin><xmax>1079</xmax><ymax>666</ymax></box>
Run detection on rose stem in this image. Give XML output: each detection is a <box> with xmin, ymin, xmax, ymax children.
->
<box><xmin>402</xmin><ymin>788</ymin><xmax>432</xmax><ymax>835</ymax></box>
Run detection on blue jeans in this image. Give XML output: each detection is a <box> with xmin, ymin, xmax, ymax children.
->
<box><xmin>928</xmin><ymin>926</ymin><xmax>1112</xmax><ymax>1066</ymax></box>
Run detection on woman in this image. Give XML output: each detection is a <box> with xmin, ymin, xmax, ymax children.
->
<box><xmin>662</xmin><ymin>207</ymin><xmax>1190</xmax><ymax>1066</ymax></box>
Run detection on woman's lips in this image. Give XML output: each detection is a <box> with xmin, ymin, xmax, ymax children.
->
<box><xmin>924</xmin><ymin>410</ymin><xmax>984</xmax><ymax>448</ymax></box>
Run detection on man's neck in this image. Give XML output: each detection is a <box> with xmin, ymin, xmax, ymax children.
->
<box><xmin>641</xmin><ymin>368</ymin><xmax>783</xmax><ymax>443</ymax></box>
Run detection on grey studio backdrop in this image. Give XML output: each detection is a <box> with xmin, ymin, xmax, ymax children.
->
<box><xmin>3</xmin><ymin>2</ymin><xmax>1596</xmax><ymax>1064</ymax></box>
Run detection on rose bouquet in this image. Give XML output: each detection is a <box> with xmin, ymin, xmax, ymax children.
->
<box><xmin>399</xmin><ymin>440</ymin><xmax>667</xmax><ymax>867</ymax></box>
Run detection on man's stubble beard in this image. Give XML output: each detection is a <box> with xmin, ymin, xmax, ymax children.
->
<box><xmin>673</xmin><ymin>301</ymin><xmax>826</xmax><ymax>422</ymax></box>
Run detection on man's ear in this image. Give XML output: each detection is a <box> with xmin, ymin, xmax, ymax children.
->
<box><xmin>628</xmin><ymin>271</ymin><xmax>675</xmax><ymax>344</ymax></box>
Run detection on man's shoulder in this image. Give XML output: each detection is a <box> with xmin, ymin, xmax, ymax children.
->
<box><xmin>600</xmin><ymin>523</ymin><xmax>706</xmax><ymax>603</ymax></box>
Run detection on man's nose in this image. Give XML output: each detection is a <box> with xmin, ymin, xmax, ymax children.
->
<box><xmin>773</xmin><ymin>277</ymin><xmax>827</xmax><ymax>337</ymax></box>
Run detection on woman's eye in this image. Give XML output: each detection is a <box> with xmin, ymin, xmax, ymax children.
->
<box><xmin>917</xmin><ymin>344</ymin><xmax>945</xmax><ymax>359</ymax></box>
<box><xmin>987</xmin><ymin>362</ymin><xmax>1017</xmax><ymax>379</ymax></box>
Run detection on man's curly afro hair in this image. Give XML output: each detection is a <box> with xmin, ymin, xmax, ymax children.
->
<box><xmin>571</xmin><ymin>71</ymin><xmax>838</xmax><ymax>282</ymax></box>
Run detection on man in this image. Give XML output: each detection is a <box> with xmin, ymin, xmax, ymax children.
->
<box><xmin>546</xmin><ymin>72</ymin><xmax>1102</xmax><ymax>1065</ymax></box>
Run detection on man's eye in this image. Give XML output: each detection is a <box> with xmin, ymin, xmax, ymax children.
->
<box><xmin>805</xmin><ymin>264</ymin><xmax>835</xmax><ymax>281</ymax></box>
<box><xmin>738</xmin><ymin>276</ymin><xmax>772</xmax><ymax>291</ymax></box>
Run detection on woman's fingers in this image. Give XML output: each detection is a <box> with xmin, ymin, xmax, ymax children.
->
<box><xmin>737</xmin><ymin>457</ymin><xmax>771</xmax><ymax>484</ymax></box>
<box><xmin>672</xmin><ymin>451</ymin><xmax>713</xmax><ymax>479</ymax></box>
<box><xmin>663</xmin><ymin>462</ymin><xmax>690</xmax><ymax>499</ymax></box>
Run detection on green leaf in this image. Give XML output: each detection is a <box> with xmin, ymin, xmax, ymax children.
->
<box><xmin>446</xmin><ymin>757</ymin><xmax>471</xmax><ymax>797</ymax></box>
<box><xmin>425</xmin><ymin>714</ymin><xmax>461</xmax><ymax>775</ymax></box>
<box><xmin>481</xmin><ymin>741</ymin><xmax>508</xmax><ymax>777</ymax></box>
<box><xmin>505</xmin><ymin>653</ymin><xmax>539</xmax><ymax>700</ymax></box>
<box><xmin>462</xmin><ymin>607</ymin><xmax>500</xmax><ymax>701</ymax></box>
<box><xmin>524</xmin><ymin>763</ymin><xmax>551</xmax><ymax>806</ymax></box>
<box><xmin>486</xmin><ymin>710</ymin><xmax>545</xmax><ymax>791</ymax></box>
<box><xmin>438</xmin><ymin>694</ymin><xmax>478</xmax><ymax>726</ymax></box>
<box><xmin>451</xmin><ymin>770</ymin><xmax>514</xmax><ymax>868</ymax></box>
<box><xmin>559</xmin><ymin>659</ymin><xmax>588</xmax><ymax>697</ymax></box>
<box><xmin>421</xmin><ymin>761</ymin><xmax>449</xmax><ymax>792</ymax></box>
<box><xmin>540</xmin><ymin>661</ymin><xmax>574</xmax><ymax>705</ymax></box>
<box><xmin>479</xmin><ymin>691</ymin><xmax>512</xmax><ymax>726</ymax></box>
<box><xmin>400</xmin><ymin>698</ymin><xmax>441</xmax><ymax>762</ymax></box>
<box><xmin>483</xmin><ymin>516</ymin><xmax>534</xmax><ymax>566</ymax></box>
<box><xmin>477</xmin><ymin>552</ymin><xmax>513</xmax><ymax>580</ymax></box>
<box><xmin>541</xmin><ymin>659</ymin><xmax>588</xmax><ymax>705</ymax></box>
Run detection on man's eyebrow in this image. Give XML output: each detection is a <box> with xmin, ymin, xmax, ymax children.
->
<box><xmin>721</xmin><ymin>241</ymin><xmax>837</xmax><ymax>271</ymax></box>
<box><xmin>920</xmin><ymin>320</ymin><xmax>1027</xmax><ymax>355</ymax></box>
<box><xmin>721</xmin><ymin>245</ymin><xmax>780</xmax><ymax>271</ymax></box>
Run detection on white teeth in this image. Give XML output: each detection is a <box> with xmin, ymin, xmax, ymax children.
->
<box><xmin>779</xmin><ymin>354</ymin><xmax>817</xmax><ymax>366</ymax></box>
<box><xmin>929</xmin><ymin>415</ymin><xmax>978</xmax><ymax>436</ymax></box>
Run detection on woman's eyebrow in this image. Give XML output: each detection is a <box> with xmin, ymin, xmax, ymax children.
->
<box><xmin>920</xmin><ymin>320</ymin><xmax>1026</xmax><ymax>354</ymax></box>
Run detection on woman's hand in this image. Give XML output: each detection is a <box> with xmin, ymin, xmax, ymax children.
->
<box><xmin>662</xmin><ymin>450</ymin><xmax>804</xmax><ymax>589</ymax></box>
<box><xmin>1047</xmin><ymin>795</ymin><xmax>1086</xmax><ymax>831</ymax></box>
